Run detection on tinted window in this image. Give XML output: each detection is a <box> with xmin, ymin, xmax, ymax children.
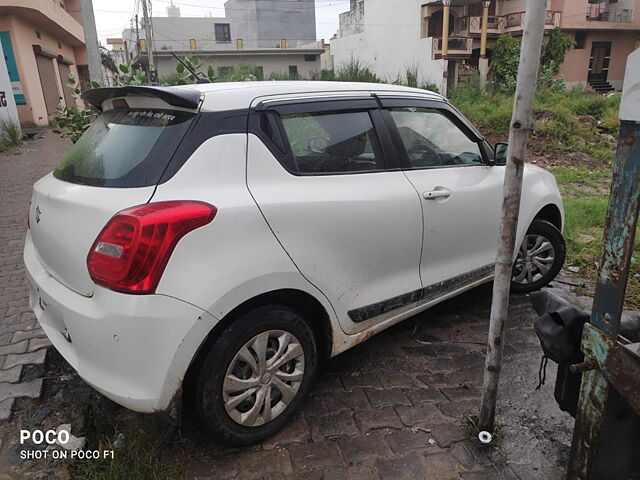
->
<box><xmin>389</xmin><ymin>108</ymin><xmax>483</xmax><ymax>168</ymax></box>
<box><xmin>54</xmin><ymin>108</ymin><xmax>194</xmax><ymax>187</ymax></box>
<box><xmin>280</xmin><ymin>111</ymin><xmax>385</xmax><ymax>174</ymax></box>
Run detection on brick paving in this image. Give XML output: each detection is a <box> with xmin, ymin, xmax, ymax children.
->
<box><xmin>187</xmin><ymin>284</ymin><xmax>575</xmax><ymax>480</ymax></box>
<box><xmin>0</xmin><ymin>132</ymin><xmax>71</xmax><ymax>420</ymax></box>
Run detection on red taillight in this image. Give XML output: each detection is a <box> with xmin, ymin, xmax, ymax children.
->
<box><xmin>87</xmin><ymin>201</ymin><xmax>216</xmax><ymax>294</ymax></box>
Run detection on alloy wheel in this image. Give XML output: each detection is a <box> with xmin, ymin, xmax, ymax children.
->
<box><xmin>512</xmin><ymin>233</ymin><xmax>556</xmax><ymax>285</ymax></box>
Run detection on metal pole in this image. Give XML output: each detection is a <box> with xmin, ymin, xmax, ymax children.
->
<box><xmin>79</xmin><ymin>0</ymin><xmax>102</xmax><ymax>85</ymax></box>
<box><xmin>566</xmin><ymin>49</ymin><xmax>640</xmax><ymax>480</ymax></box>
<box><xmin>478</xmin><ymin>1</ymin><xmax>547</xmax><ymax>432</ymax></box>
<box><xmin>141</xmin><ymin>0</ymin><xmax>158</xmax><ymax>85</ymax></box>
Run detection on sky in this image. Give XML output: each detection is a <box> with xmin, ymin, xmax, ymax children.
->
<box><xmin>93</xmin><ymin>0</ymin><xmax>349</xmax><ymax>47</ymax></box>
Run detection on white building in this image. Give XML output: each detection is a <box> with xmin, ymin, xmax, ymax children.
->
<box><xmin>331</xmin><ymin>0</ymin><xmax>446</xmax><ymax>92</ymax></box>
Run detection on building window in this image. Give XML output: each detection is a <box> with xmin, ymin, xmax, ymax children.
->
<box><xmin>189</xmin><ymin>39</ymin><xmax>197</xmax><ymax>50</ymax></box>
<box><xmin>575</xmin><ymin>31</ymin><xmax>586</xmax><ymax>49</ymax></box>
<box><xmin>215</xmin><ymin>23</ymin><xmax>231</xmax><ymax>43</ymax></box>
<box><xmin>289</xmin><ymin>65</ymin><xmax>298</xmax><ymax>79</ymax></box>
<box><xmin>304</xmin><ymin>54</ymin><xmax>316</xmax><ymax>62</ymax></box>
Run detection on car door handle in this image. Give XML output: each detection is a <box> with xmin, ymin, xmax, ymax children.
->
<box><xmin>423</xmin><ymin>189</ymin><xmax>451</xmax><ymax>200</ymax></box>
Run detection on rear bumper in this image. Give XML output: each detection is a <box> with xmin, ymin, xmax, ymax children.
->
<box><xmin>23</xmin><ymin>232</ymin><xmax>218</xmax><ymax>413</ymax></box>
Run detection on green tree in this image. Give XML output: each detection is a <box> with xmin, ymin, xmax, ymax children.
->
<box><xmin>491</xmin><ymin>34</ymin><xmax>521</xmax><ymax>93</ymax></box>
<box><xmin>539</xmin><ymin>28</ymin><xmax>573</xmax><ymax>87</ymax></box>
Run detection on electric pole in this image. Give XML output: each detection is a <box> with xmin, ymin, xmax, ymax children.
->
<box><xmin>80</xmin><ymin>0</ymin><xmax>103</xmax><ymax>85</ymax></box>
<box><xmin>140</xmin><ymin>0</ymin><xmax>158</xmax><ymax>85</ymax></box>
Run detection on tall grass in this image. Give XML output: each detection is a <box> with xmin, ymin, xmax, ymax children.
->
<box><xmin>335</xmin><ymin>58</ymin><xmax>381</xmax><ymax>83</ymax></box>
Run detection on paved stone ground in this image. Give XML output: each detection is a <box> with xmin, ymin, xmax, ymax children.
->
<box><xmin>0</xmin><ymin>133</ymin><xmax>69</xmax><ymax>420</ymax></box>
<box><xmin>184</xmin><ymin>283</ymin><xmax>575</xmax><ymax>480</ymax></box>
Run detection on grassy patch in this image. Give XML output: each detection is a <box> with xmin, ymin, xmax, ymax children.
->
<box><xmin>549</xmin><ymin>167</ymin><xmax>640</xmax><ymax>308</ymax></box>
<box><xmin>450</xmin><ymin>84</ymin><xmax>619</xmax><ymax>164</ymax></box>
<box><xmin>70</xmin><ymin>397</ymin><xmax>188</xmax><ymax>480</ymax></box>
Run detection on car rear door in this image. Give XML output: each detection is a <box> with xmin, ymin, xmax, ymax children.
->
<box><xmin>246</xmin><ymin>96</ymin><xmax>424</xmax><ymax>334</ymax></box>
<box><xmin>379</xmin><ymin>96</ymin><xmax>504</xmax><ymax>294</ymax></box>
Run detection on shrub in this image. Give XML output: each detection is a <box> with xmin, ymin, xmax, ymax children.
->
<box><xmin>52</xmin><ymin>106</ymin><xmax>94</xmax><ymax>144</ymax></box>
<box><xmin>491</xmin><ymin>34</ymin><xmax>521</xmax><ymax>93</ymax></box>
<box><xmin>0</xmin><ymin>118</ymin><xmax>22</xmax><ymax>146</ymax></box>
<box><xmin>52</xmin><ymin>74</ymin><xmax>97</xmax><ymax>143</ymax></box>
<box><xmin>335</xmin><ymin>58</ymin><xmax>381</xmax><ymax>83</ymax></box>
<box><xmin>114</xmin><ymin>64</ymin><xmax>148</xmax><ymax>86</ymax></box>
<box><xmin>217</xmin><ymin>65</ymin><xmax>262</xmax><ymax>82</ymax></box>
<box><xmin>268</xmin><ymin>71</ymin><xmax>297</xmax><ymax>81</ymax></box>
<box><xmin>320</xmin><ymin>69</ymin><xmax>336</xmax><ymax>81</ymax></box>
<box><xmin>539</xmin><ymin>28</ymin><xmax>573</xmax><ymax>87</ymax></box>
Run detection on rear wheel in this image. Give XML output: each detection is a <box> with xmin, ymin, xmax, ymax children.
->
<box><xmin>511</xmin><ymin>219</ymin><xmax>565</xmax><ymax>293</ymax></box>
<box><xmin>194</xmin><ymin>305</ymin><xmax>317</xmax><ymax>446</ymax></box>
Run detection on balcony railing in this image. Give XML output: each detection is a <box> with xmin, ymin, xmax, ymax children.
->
<box><xmin>455</xmin><ymin>11</ymin><xmax>561</xmax><ymax>37</ymax></box>
<box><xmin>503</xmin><ymin>11</ymin><xmax>561</xmax><ymax>31</ymax></box>
<box><xmin>459</xmin><ymin>15</ymin><xmax>502</xmax><ymax>35</ymax></box>
<box><xmin>586</xmin><ymin>6</ymin><xmax>633</xmax><ymax>23</ymax></box>
<box><xmin>432</xmin><ymin>36</ymin><xmax>473</xmax><ymax>57</ymax></box>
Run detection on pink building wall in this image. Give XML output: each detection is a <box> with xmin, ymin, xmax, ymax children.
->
<box><xmin>0</xmin><ymin>13</ymin><xmax>83</xmax><ymax>126</ymax></box>
<box><xmin>560</xmin><ymin>30</ymin><xmax>639</xmax><ymax>89</ymax></box>
<box><xmin>561</xmin><ymin>0</ymin><xmax>640</xmax><ymax>30</ymax></box>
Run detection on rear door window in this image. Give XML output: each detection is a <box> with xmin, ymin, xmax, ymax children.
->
<box><xmin>279</xmin><ymin>111</ymin><xmax>385</xmax><ymax>175</ymax></box>
<box><xmin>54</xmin><ymin>108</ymin><xmax>195</xmax><ymax>187</ymax></box>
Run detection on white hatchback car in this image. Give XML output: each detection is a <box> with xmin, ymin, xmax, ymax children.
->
<box><xmin>24</xmin><ymin>82</ymin><xmax>564</xmax><ymax>445</ymax></box>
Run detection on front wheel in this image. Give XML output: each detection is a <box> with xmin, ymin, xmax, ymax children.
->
<box><xmin>193</xmin><ymin>305</ymin><xmax>317</xmax><ymax>446</ymax></box>
<box><xmin>511</xmin><ymin>219</ymin><xmax>565</xmax><ymax>294</ymax></box>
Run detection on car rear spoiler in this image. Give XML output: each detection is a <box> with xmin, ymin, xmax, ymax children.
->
<box><xmin>82</xmin><ymin>86</ymin><xmax>202</xmax><ymax>111</ymax></box>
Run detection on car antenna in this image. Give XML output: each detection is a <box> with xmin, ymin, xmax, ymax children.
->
<box><xmin>170</xmin><ymin>52</ymin><xmax>211</xmax><ymax>84</ymax></box>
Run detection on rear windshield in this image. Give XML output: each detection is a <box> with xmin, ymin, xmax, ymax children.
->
<box><xmin>53</xmin><ymin>108</ymin><xmax>195</xmax><ymax>187</ymax></box>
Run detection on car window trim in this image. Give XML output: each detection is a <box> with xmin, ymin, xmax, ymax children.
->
<box><xmin>251</xmin><ymin>100</ymin><xmax>398</xmax><ymax>176</ymax></box>
<box><xmin>379</xmin><ymin>102</ymin><xmax>490</xmax><ymax>170</ymax></box>
<box><xmin>377</xmin><ymin>97</ymin><xmax>484</xmax><ymax>140</ymax></box>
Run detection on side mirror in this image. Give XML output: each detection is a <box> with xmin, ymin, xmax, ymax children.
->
<box><xmin>494</xmin><ymin>143</ymin><xmax>508</xmax><ymax>165</ymax></box>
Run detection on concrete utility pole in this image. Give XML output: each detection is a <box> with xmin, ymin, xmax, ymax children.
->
<box><xmin>478</xmin><ymin>1</ymin><xmax>547</xmax><ymax>432</ymax></box>
<box><xmin>140</xmin><ymin>0</ymin><xmax>158</xmax><ymax>85</ymax></box>
<box><xmin>80</xmin><ymin>0</ymin><xmax>102</xmax><ymax>85</ymax></box>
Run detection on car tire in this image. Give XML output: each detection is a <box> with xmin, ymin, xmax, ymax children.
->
<box><xmin>511</xmin><ymin>219</ymin><xmax>565</xmax><ymax>294</ymax></box>
<box><xmin>194</xmin><ymin>305</ymin><xmax>317</xmax><ymax>446</ymax></box>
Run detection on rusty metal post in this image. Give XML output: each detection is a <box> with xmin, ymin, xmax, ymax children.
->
<box><xmin>566</xmin><ymin>49</ymin><xmax>640</xmax><ymax>480</ymax></box>
<box><xmin>478</xmin><ymin>1</ymin><xmax>547</xmax><ymax>432</ymax></box>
